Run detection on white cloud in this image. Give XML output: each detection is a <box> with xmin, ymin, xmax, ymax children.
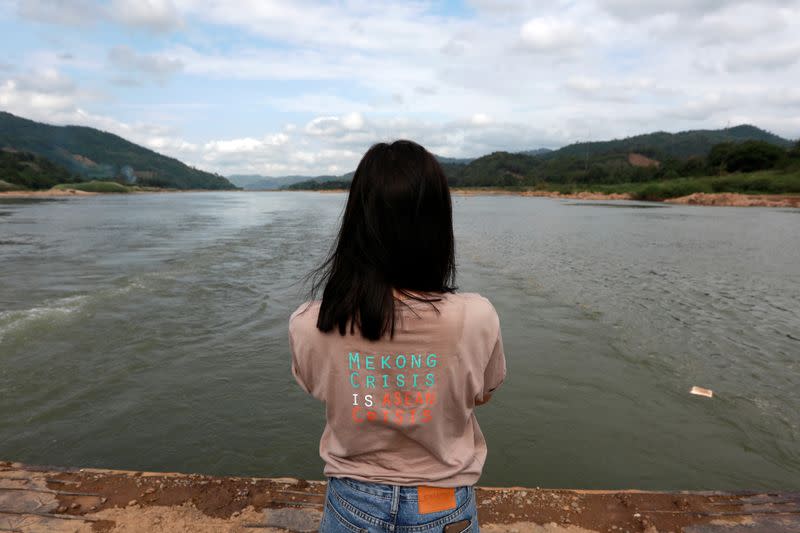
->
<box><xmin>17</xmin><ymin>0</ymin><xmax>181</xmax><ymax>32</ymax></box>
<box><xmin>696</xmin><ymin>4</ymin><xmax>788</xmax><ymax>45</ymax></box>
<box><xmin>4</xmin><ymin>0</ymin><xmax>800</xmax><ymax>176</ymax></box>
<box><xmin>16</xmin><ymin>0</ymin><xmax>96</xmax><ymax>26</ymax></box>
<box><xmin>145</xmin><ymin>136</ymin><xmax>197</xmax><ymax>153</ymax></box>
<box><xmin>107</xmin><ymin>46</ymin><xmax>183</xmax><ymax>84</ymax></box>
<box><xmin>470</xmin><ymin>113</ymin><xmax>492</xmax><ymax>126</ymax></box>
<box><xmin>668</xmin><ymin>92</ymin><xmax>738</xmax><ymax>121</ymax></box>
<box><xmin>305</xmin><ymin>113</ymin><xmax>366</xmax><ymax>137</ymax></box>
<box><xmin>563</xmin><ymin>76</ymin><xmax>673</xmax><ymax>103</ymax></box>
<box><xmin>109</xmin><ymin>0</ymin><xmax>181</xmax><ymax>32</ymax></box>
<box><xmin>13</xmin><ymin>68</ymin><xmax>76</xmax><ymax>94</ymax></box>
<box><xmin>766</xmin><ymin>88</ymin><xmax>800</xmax><ymax>107</ymax></box>
<box><xmin>203</xmin><ymin>133</ymin><xmax>289</xmax><ymax>154</ymax></box>
<box><xmin>0</xmin><ymin>67</ymin><xmax>183</xmax><ymax>153</ymax></box>
<box><xmin>169</xmin><ymin>0</ymin><xmax>457</xmax><ymax>54</ymax></box>
<box><xmin>341</xmin><ymin>112</ymin><xmax>365</xmax><ymax>131</ymax></box>
<box><xmin>726</xmin><ymin>45</ymin><xmax>800</xmax><ymax>73</ymax></box>
<box><xmin>268</xmin><ymin>93</ymin><xmax>374</xmax><ymax>114</ymax></box>
<box><xmin>143</xmin><ymin>110</ymin><xmax>569</xmax><ymax>176</ymax></box>
<box><xmin>518</xmin><ymin>17</ymin><xmax>585</xmax><ymax>53</ymax></box>
<box><xmin>597</xmin><ymin>0</ymin><xmax>749</xmax><ymax>20</ymax></box>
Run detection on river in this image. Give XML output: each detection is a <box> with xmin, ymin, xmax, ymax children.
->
<box><xmin>1</xmin><ymin>191</ymin><xmax>798</xmax><ymax>490</ymax></box>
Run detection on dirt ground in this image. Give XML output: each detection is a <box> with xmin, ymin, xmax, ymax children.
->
<box><xmin>4</xmin><ymin>461</ymin><xmax>796</xmax><ymax>532</ymax></box>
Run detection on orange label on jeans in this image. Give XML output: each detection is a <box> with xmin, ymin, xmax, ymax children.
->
<box><xmin>417</xmin><ymin>486</ymin><xmax>456</xmax><ymax>514</ymax></box>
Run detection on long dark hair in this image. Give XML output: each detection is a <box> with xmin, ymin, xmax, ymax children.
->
<box><xmin>305</xmin><ymin>139</ymin><xmax>457</xmax><ymax>341</ymax></box>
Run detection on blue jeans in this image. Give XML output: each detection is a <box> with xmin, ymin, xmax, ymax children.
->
<box><xmin>320</xmin><ymin>476</ymin><xmax>479</xmax><ymax>533</ymax></box>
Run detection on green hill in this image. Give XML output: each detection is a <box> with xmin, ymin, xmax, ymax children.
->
<box><xmin>448</xmin><ymin>152</ymin><xmax>541</xmax><ymax>187</ymax></box>
<box><xmin>0</xmin><ymin>112</ymin><xmax>236</xmax><ymax>190</ymax></box>
<box><xmin>444</xmin><ymin>125</ymin><xmax>796</xmax><ymax>187</ymax></box>
<box><xmin>0</xmin><ymin>149</ymin><xmax>81</xmax><ymax>190</ymax></box>
<box><xmin>546</xmin><ymin>125</ymin><xmax>792</xmax><ymax>160</ymax></box>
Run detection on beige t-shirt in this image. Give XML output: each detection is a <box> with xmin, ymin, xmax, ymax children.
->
<box><xmin>288</xmin><ymin>291</ymin><xmax>506</xmax><ymax>487</ymax></box>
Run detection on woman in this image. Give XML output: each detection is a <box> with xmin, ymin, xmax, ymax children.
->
<box><xmin>288</xmin><ymin>140</ymin><xmax>506</xmax><ymax>533</ymax></box>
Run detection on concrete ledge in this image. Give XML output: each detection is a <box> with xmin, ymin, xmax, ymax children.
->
<box><xmin>1</xmin><ymin>460</ymin><xmax>798</xmax><ymax>532</ymax></box>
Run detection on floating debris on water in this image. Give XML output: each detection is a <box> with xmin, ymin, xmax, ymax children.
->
<box><xmin>690</xmin><ymin>386</ymin><xmax>713</xmax><ymax>398</ymax></box>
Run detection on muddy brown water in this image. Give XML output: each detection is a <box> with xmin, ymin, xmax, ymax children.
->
<box><xmin>1</xmin><ymin>192</ymin><xmax>798</xmax><ymax>490</ymax></box>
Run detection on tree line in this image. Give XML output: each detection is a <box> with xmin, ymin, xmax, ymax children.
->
<box><xmin>443</xmin><ymin>139</ymin><xmax>800</xmax><ymax>188</ymax></box>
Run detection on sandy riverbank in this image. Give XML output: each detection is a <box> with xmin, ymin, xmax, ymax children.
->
<box><xmin>451</xmin><ymin>189</ymin><xmax>633</xmax><ymax>201</ymax></box>
<box><xmin>0</xmin><ymin>188</ymin><xmax>234</xmax><ymax>198</ymax></box>
<box><xmin>312</xmin><ymin>189</ymin><xmax>632</xmax><ymax>200</ymax></box>
<box><xmin>452</xmin><ymin>188</ymin><xmax>800</xmax><ymax>206</ymax></box>
<box><xmin>3</xmin><ymin>187</ymin><xmax>799</xmax><ymax>208</ymax></box>
<box><xmin>0</xmin><ymin>188</ymin><xmax>101</xmax><ymax>197</ymax></box>
<box><xmin>3</xmin><ymin>460</ymin><xmax>793</xmax><ymax>533</ymax></box>
<box><xmin>664</xmin><ymin>192</ymin><xmax>800</xmax><ymax>208</ymax></box>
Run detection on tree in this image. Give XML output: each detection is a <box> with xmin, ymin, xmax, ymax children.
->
<box><xmin>708</xmin><ymin>141</ymin><xmax>786</xmax><ymax>173</ymax></box>
<box><xmin>584</xmin><ymin>165</ymin><xmax>610</xmax><ymax>183</ymax></box>
<box><xmin>724</xmin><ymin>141</ymin><xmax>786</xmax><ymax>172</ymax></box>
<box><xmin>708</xmin><ymin>142</ymin><xmax>735</xmax><ymax>172</ymax></box>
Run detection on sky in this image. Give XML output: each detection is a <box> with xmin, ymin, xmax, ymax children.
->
<box><xmin>2</xmin><ymin>0</ymin><xmax>800</xmax><ymax>176</ymax></box>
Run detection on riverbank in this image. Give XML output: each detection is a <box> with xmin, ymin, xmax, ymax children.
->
<box><xmin>287</xmin><ymin>187</ymin><xmax>800</xmax><ymax>206</ymax></box>
<box><xmin>0</xmin><ymin>187</ymin><xmax>228</xmax><ymax>198</ymax></box>
<box><xmin>0</xmin><ymin>188</ymin><xmax>102</xmax><ymax>197</ymax></box>
<box><xmin>3</xmin><ymin>187</ymin><xmax>799</xmax><ymax>208</ymax></box>
<box><xmin>2</xmin><ymin>461</ymin><xmax>796</xmax><ymax>532</ymax></box>
<box><xmin>452</xmin><ymin>189</ymin><xmax>633</xmax><ymax>200</ymax></box>
<box><xmin>299</xmin><ymin>169</ymin><xmax>800</xmax><ymax>207</ymax></box>
<box><xmin>452</xmin><ymin>188</ymin><xmax>800</xmax><ymax>206</ymax></box>
<box><xmin>664</xmin><ymin>192</ymin><xmax>800</xmax><ymax>208</ymax></box>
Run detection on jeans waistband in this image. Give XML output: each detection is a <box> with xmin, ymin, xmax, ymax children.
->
<box><xmin>329</xmin><ymin>476</ymin><xmax>470</xmax><ymax>501</ymax></box>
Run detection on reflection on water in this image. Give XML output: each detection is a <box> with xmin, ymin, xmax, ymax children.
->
<box><xmin>0</xmin><ymin>192</ymin><xmax>798</xmax><ymax>490</ymax></box>
<box><xmin>564</xmin><ymin>202</ymin><xmax>669</xmax><ymax>208</ymax></box>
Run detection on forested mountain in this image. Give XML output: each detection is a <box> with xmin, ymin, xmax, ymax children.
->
<box><xmin>545</xmin><ymin>125</ymin><xmax>792</xmax><ymax>160</ymax></box>
<box><xmin>446</xmin><ymin>152</ymin><xmax>541</xmax><ymax>187</ymax></box>
<box><xmin>0</xmin><ymin>112</ymin><xmax>236</xmax><ymax>190</ymax></box>
<box><xmin>7</xmin><ymin>110</ymin><xmax>786</xmax><ymax>192</ymax></box>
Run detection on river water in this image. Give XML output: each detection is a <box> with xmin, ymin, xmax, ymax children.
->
<box><xmin>1</xmin><ymin>192</ymin><xmax>798</xmax><ymax>490</ymax></box>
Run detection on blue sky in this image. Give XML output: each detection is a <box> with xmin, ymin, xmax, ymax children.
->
<box><xmin>2</xmin><ymin>0</ymin><xmax>799</xmax><ymax>175</ymax></box>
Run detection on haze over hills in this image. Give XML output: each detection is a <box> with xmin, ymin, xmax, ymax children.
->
<box><xmin>0</xmin><ymin>112</ymin><xmax>237</xmax><ymax>190</ymax></box>
<box><xmin>229</xmin><ymin>155</ymin><xmax>478</xmax><ymax>190</ymax></box>
<box><xmin>228</xmin><ymin>174</ymin><xmax>346</xmax><ymax>190</ymax></box>
<box><xmin>517</xmin><ymin>148</ymin><xmax>553</xmax><ymax>157</ymax></box>
<box><xmin>230</xmin><ymin>153</ymin><xmax>542</xmax><ymax>190</ymax></box>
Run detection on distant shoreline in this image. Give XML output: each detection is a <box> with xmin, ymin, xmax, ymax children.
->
<box><xmin>2</xmin><ymin>187</ymin><xmax>799</xmax><ymax>207</ymax></box>
<box><xmin>0</xmin><ymin>188</ymin><xmax>234</xmax><ymax>198</ymax></box>
<box><xmin>288</xmin><ymin>187</ymin><xmax>800</xmax><ymax>207</ymax></box>
<box><xmin>454</xmin><ymin>188</ymin><xmax>800</xmax><ymax>207</ymax></box>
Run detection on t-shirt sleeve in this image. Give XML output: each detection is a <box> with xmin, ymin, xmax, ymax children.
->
<box><xmin>288</xmin><ymin>305</ymin><xmax>325</xmax><ymax>401</ymax></box>
<box><xmin>474</xmin><ymin>300</ymin><xmax>506</xmax><ymax>403</ymax></box>
<box><xmin>288</xmin><ymin>317</ymin><xmax>312</xmax><ymax>395</ymax></box>
<box><xmin>477</xmin><ymin>326</ymin><xmax>506</xmax><ymax>402</ymax></box>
